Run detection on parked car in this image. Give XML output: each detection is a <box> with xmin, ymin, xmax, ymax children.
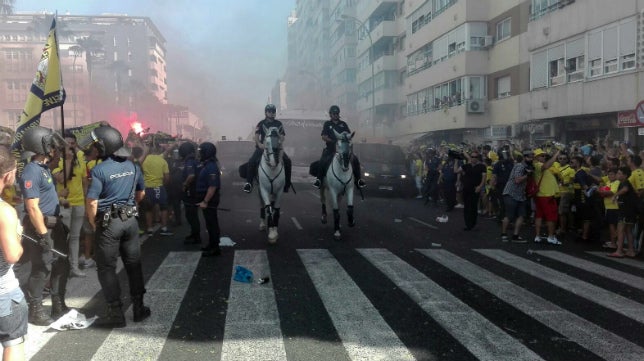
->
<box><xmin>215</xmin><ymin>140</ymin><xmax>255</xmax><ymax>187</ymax></box>
<box><xmin>352</xmin><ymin>143</ymin><xmax>416</xmax><ymax>197</ymax></box>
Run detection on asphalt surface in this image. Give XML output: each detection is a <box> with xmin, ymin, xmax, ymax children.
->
<box><xmin>25</xmin><ymin>181</ymin><xmax>644</xmax><ymax>361</ymax></box>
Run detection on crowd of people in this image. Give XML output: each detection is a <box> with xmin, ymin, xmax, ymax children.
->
<box><xmin>407</xmin><ymin>137</ymin><xmax>644</xmax><ymax>257</ymax></box>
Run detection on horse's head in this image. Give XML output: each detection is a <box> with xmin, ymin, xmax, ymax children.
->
<box><xmin>333</xmin><ymin>130</ymin><xmax>353</xmax><ymax>169</ymax></box>
<box><xmin>262</xmin><ymin>126</ymin><xmax>283</xmax><ymax>166</ymax></box>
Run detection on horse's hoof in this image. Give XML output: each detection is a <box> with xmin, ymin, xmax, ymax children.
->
<box><xmin>348</xmin><ymin>219</ymin><xmax>355</xmax><ymax>227</ymax></box>
<box><xmin>259</xmin><ymin>220</ymin><xmax>267</xmax><ymax>231</ymax></box>
<box><xmin>333</xmin><ymin>231</ymin><xmax>341</xmax><ymax>240</ymax></box>
<box><xmin>321</xmin><ymin>215</ymin><xmax>327</xmax><ymax>224</ymax></box>
<box><xmin>268</xmin><ymin>228</ymin><xmax>278</xmax><ymax>243</ymax></box>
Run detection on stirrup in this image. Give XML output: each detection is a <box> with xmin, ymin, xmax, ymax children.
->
<box><xmin>243</xmin><ymin>183</ymin><xmax>252</xmax><ymax>193</ymax></box>
<box><xmin>313</xmin><ymin>179</ymin><xmax>321</xmax><ymax>189</ymax></box>
<box><xmin>357</xmin><ymin>179</ymin><xmax>366</xmax><ymax>189</ymax></box>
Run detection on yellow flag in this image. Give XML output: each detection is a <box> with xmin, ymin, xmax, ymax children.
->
<box><xmin>11</xmin><ymin>17</ymin><xmax>66</xmax><ymax>158</ymax></box>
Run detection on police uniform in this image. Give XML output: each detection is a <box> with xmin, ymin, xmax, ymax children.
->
<box><xmin>182</xmin><ymin>154</ymin><xmax>200</xmax><ymax>242</ymax></box>
<box><xmin>196</xmin><ymin>158</ymin><xmax>221</xmax><ymax>256</ymax></box>
<box><xmin>16</xmin><ymin>160</ymin><xmax>69</xmax><ymax>324</ymax></box>
<box><xmin>317</xmin><ymin>119</ymin><xmax>362</xmax><ymax>182</ymax></box>
<box><xmin>245</xmin><ymin>118</ymin><xmax>292</xmax><ymax>189</ymax></box>
<box><xmin>87</xmin><ymin>156</ymin><xmax>146</xmax><ymax>311</ymax></box>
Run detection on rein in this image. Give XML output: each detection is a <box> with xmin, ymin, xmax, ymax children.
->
<box><xmin>330</xmin><ymin>153</ymin><xmax>353</xmax><ymax>194</ymax></box>
<box><xmin>259</xmin><ymin>149</ymin><xmax>284</xmax><ymax>195</ymax></box>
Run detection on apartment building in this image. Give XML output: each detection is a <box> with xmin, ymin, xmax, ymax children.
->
<box><xmin>0</xmin><ymin>13</ymin><xmax>173</xmax><ymax>133</ymax></box>
<box><xmin>289</xmin><ymin>0</ymin><xmax>644</xmax><ymax>146</ymax></box>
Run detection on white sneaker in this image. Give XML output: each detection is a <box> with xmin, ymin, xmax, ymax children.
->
<box><xmin>547</xmin><ymin>236</ymin><xmax>562</xmax><ymax>245</ymax></box>
<box><xmin>534</xmin><ymin>236</ymin><xmax>543</xmax><ymax>243</ymax></box>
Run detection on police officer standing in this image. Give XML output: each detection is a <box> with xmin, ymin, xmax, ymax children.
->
<box><xmin>313</xmin><ymin>105</ymin><xmax>366</xmax><ymax>189</ymax></box>
<box><xmin>196</xmin><ymin>142</ymin><xmax>222</xmax><ymax>257</ymax></box>
<box><xmin>179</xmin><ymin>142</ymin><xmax>201</xmax><ymax>244</ymax></box>
<box><xmin>81</xmin><ymin>126</ymin><xmax>150</xmax><ymax>328</ymax></box>
<box><xmin>243</xmin><ymin>104</ymin><xmax>292</xmax><ymax>193</ymax></box>
<box><xmin>16</xmin><ymin>126</ymin><xmax>70</xmax><ymax>326</ymax></box>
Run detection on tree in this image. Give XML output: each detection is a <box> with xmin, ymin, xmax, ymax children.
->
<box><xmin>0</xmin><ymin>0</ymin><xmax>14</xmax><ymax>15</ymax></box>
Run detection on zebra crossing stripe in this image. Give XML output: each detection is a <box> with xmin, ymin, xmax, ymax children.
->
<box><xmin>586</xmin><ymin>251</ymin><xmax>644</xmax><ymax>270</ymax></box>
<box><xmin>358</xmin><ymin>248</ymin><xmax>544</xmax><ymax>361</ymax></box>
<box><xmin>476</xmin><ymin>249</ymin><xmax>644</xmax><ymax>324</ymax></box>
<box><xmin>90</xmin><ymin>252</ymin><xmax>201</xmax><ymax>361</ymax></box>
<box><xmin>298</xmin><ymin>249</ymin><xmax>416</xmax><ymax>361</ymax></box>
<box><xmin>26</xmin><ymin>259</ymin><xmax>126</xmax><ymax>360</ymax></box>
<box><xmin>221</xmin><ymin>250</ymin><xmax>287</xmax><ymax>361</ymax></box>
<box><xmin>534</xmin><ymin>251</ymin><xmax>644</xmax><ymax>291</ymax></box>
<box><xmin>419</xmin><ymin>249</ymin><xmax>644</xmax><ymax>361</ymax></box>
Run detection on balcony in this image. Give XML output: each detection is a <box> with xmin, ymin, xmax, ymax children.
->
<box><xmin>404</xmin><ymin>104</ymin><xmax>491</xmax><ymax>132</ymax></box>
<box><xmin>370</xmin><ymin>20</ymin><xmax>397</xmax><ymax>44</ymax></box>
<box><xmin>356</xmin><ymin>54</ymin><xmax>396</xmax><ymax>83</ymax></box>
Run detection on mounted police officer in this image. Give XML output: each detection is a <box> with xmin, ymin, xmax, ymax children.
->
<box><xmin>81</xmin><ymin>126</ymin><xmax>150</xmax><ymax>328</ymax></box>
<box><xmin>243</xmin><ymin>104</ymin><xmax>292</xmax><ymax>194</ymax></box>
<box><xmin>313</xmin><ymin>105</ymin><xmax>366</xmax><ymax>189</ymax></box>
<box><xmin>15</xmin><ymin>126</ymin><xmax>70</xmax><ymax>326</ymax></box>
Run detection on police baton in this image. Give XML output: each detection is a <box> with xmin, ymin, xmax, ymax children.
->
<box><xmin>20</xmin><ymin>234</ymin><xmax>68</xmax><ymax>258</ymax></box>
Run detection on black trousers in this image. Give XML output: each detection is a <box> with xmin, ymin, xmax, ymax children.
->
<box><xmin>183</xmin><ymin>203</ymin><xmax>200</xmax><ymax>238</ymax></box>
<box><xmin>202</xmin><ymin>207</ymin><xmax>221</xmax><ymax>252</ymax></box>
<box><xmin>15</xmin><ymin>217</ymin><xmax>69</xmax><ymax>304</ymax></box>
<box><xmin>463</xmin><ymin>189</ymin><xmax>480</xmax><ymax>229</ymax></box>
<box><xmin>95</xmin><ymin>216</ymin><xmax>146</xmax><ymax>304</ymax></box>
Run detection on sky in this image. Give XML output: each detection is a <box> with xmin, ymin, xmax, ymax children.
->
<box><xmin>14</xmin><ymin>0</ymin><xmax>296</xmax><ymax>139</ymax></box>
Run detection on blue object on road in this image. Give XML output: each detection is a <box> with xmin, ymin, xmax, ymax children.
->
<box><xmin>233</xmin><ymin>265</ymin><xmax>254</xmax><ymax>283</ymax></box>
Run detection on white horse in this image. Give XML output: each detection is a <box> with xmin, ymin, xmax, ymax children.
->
<box><xmin>257</xmin><ymin>126</ymin><xmax>285</xmax><ymax>243</ymax></box>
<box><xmin>320</xmin><ymin>130</ymin><xmax>355</xmax><ymax>240</ymax></box>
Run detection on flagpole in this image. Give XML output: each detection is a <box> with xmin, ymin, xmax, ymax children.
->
<box><xmin>54</xmin><ymin>12</ymin><xmax>68</xmax><ymax>189</ymax></box>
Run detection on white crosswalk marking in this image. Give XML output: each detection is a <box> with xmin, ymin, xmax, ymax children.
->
<box><xmin>221</xmin><ymin>250</ymin><xmax>287</xmax><ymax>361</ymax></box>
<box><xmin>358</xmin><ymin>248</ymin><xmax>544</xmax><ymax>361</ymax></box>
<box><xmin>298</xmin><ymin>249</ymin><xmax>415</xmax><ymax>361</ymax></box>
<box><xmin>90</xmin><ymin>252</ymin><xmax>201</xmax><ymax>361</ymax></box>
<box><xmin>534</xmin><ymin>250</ymin><xmax>644</xmax><ymax>291</ymax></box>
<box><xmin>586</xmin><ymin>251</ymin><xmax>644</xmax><ymax>270</ymax></box>
<box><xmin>419</xmin><ymin>249</ymin><xmax>644</xmax><ymax>361</ymax></box>
<box><xmin>476</xmin><ymin>249</ymin><xmax>644</xmax><ymax>324</ymax></box>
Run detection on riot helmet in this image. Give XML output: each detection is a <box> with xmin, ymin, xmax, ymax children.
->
<box><xmin>21</xmin><ymin>126</ymin><xmax>66</xmax><ymax>156</ymax></box>
<box><xmin>178</xmin><ymin>141</ymin><xmax>196</xmax><ymax>159</ymax></box>
<box><xmin>78</xmin><ymin>126</ymin><xmax>127</xmax><ymax>158</ymax></box>
<box><xmin>198</xmin><ymin>142</ymin><xmax>217</xmax><ymax>161</ymax></box>
<box><xmin>329</xmin><ymin>105</ymin><xmax>340</xmax><ymax>115</ymax></box>
<box><xmin>265</xmin><ymin>104</ymin><xmax>277</xmax><ymax>113</ymax></box>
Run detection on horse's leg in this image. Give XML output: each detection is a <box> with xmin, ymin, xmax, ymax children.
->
<box><xmin>259</xmin><ymin>205</ymin><xmax>266</xmax><ymax>231</ymax></box>
<box><xmin>347</xmin><ymin>185</ymin><xmax>355</xmax><ymax>227</ymax></box>
<box><xmin>330</xmin><ymin>190</ymin><xmax>341</xmax><ymax>240</ymax></box>
<box><xmin>320</xmin><ymin>187</ymin><xmax>327</xmax><ymax>224</ymax></box>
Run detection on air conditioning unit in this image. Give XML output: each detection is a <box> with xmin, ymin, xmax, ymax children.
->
<box><xmin>467</xmin><ymin>99</ymin><xmax>485</xmax><ymax>113</ymax></box>
<box><xmin>483</xmin><ymin>35</ymin><xmax>494</xmax><ymax>48</ymax></box>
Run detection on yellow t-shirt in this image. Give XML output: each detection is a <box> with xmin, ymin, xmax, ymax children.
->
<box><xmin>603</xmin><ymin>180</ymin><xmax>620</xmax><ymax>210</ymax></box>
<box><xmin>557</xmin><ymin>165</ymin><xmax>575</xmax><ymax>194</ymax></box>
<box><xmin>535</xmin><ymin>162</ymin><xmax>559</xmax><ymax>197</ymax></box>
<box><xmin>628</xmin><ymin>168</ymin><xmax>644</xmax><ymax>192</ymax></box>
<box><xmin>142</xmin><ymin>154</ymin><xmax>169</xmax><ymax>188</ymax></box>
<box><xmin>53</xmin><ymin>152</ymin><xmax>87</xmax><ymax>206</ymax></box>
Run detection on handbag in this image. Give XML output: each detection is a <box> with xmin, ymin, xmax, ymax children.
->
<box><xmin>526</xmin><ymin>172</ymin><xmax>544</xmax><ymax>198</ymax></box>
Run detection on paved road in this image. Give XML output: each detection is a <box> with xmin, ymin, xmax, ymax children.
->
<box><xmin>25</xmin><ymin>184</ymin><xmax>644</xmax><ymax>361</ymax></box>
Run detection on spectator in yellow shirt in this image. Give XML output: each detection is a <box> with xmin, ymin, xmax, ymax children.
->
<box><xmin>141</xmin><ymin>145</ymin><xmax>172</xmax><ymax>236</ymax></box>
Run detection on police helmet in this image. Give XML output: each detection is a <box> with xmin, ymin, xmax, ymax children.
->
<box><xmin>265</xmin><ymin>104</ymin><xmax>277</xmax><ymax>113</ymax></box>
<box><xmin>78</xmin><ymin>126</ymin><xmax>126</xmax><ymax>157</ymax></box>
<box><xmin>21</xmin><ymin>126</ymin><xmax>66</xmax><ymax>155</ymax></box>
<box><xmin>198</xmin><ymin>142</ymin><xmax>217</xmax><ymax>161</ymax></box>
<box><xmin>329</xmin><ymin>105</ymin><xmax>340</xmax><ymax>115</ymax></box>
<box><xmin>178</xmin><ymin>141</ymin><xmax>196</xmax><ymax>158</ymax></box>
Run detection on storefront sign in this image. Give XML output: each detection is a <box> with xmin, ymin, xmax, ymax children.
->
<box><xmin>638</xmin><ymin>127</ymin><xmax>644</xmax><ymax>136</ymax></box>
<box><xmin>618</xmin><ymin>111</ymin><xmax>638</xmax><ymax>127</ymax></box>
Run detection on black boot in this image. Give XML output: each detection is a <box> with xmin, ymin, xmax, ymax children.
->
<box><xmin>94</xmin><ymin>302</ymin><xmax>126</xmax><ymax>328</ymax></box>
<box><xmin>132</xmin><ymin>295</ymin><xmax>151</xmax><ymax>322</ymax></box>
<box><xmin>51</xmin><ymin>294</ymin><xmax>70</xmax><ymax>320</ymax></box>
<box><xmin>28</xmin><ymin>300</ymin><xmax>54</xmax><ymax>326</ymax></box>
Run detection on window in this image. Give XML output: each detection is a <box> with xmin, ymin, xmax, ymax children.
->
<box><xmin>566</xmin><ymin>56</ymin><xmax>584</xmax><ymax>82</ymax></box>
<box><xmin>604</xmin><ymin>58</ymin><xmax>618</xmax><ymax>74</ymax></box>
<box><xmin>496</xmin><ymin>18</ymin><xmax>511</xmax><ymax>42</ymax></box>
<box><xmin>549</xmin><ymin>58</ymin><xmax>564</xmax><ymax>86</ymax></box>
<box><xmin>621</xmin><ymin>53</ymin><xmax>636</xmax><ymax>70</ymax></box>
<box><xmin>589</xmin><ymin>59</ymin><xmax>602</xmax><ymax>77</ymax></box>
<box><xmin>497</xmin><ymin>76</ymin><xmax>511</xmax><ymax>98</ymax></box>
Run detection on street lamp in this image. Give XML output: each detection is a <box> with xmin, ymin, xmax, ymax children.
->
<box><xmin>340</xmin><ymin>14</ymin><xmax>375</xmax><ymax>137</ymax></box>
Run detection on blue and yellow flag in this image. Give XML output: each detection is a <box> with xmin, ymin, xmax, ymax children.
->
<box><xmin>11</xmin><ymin>17</ymin><xmax>65</xmax><ymax>159</ymax></box>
